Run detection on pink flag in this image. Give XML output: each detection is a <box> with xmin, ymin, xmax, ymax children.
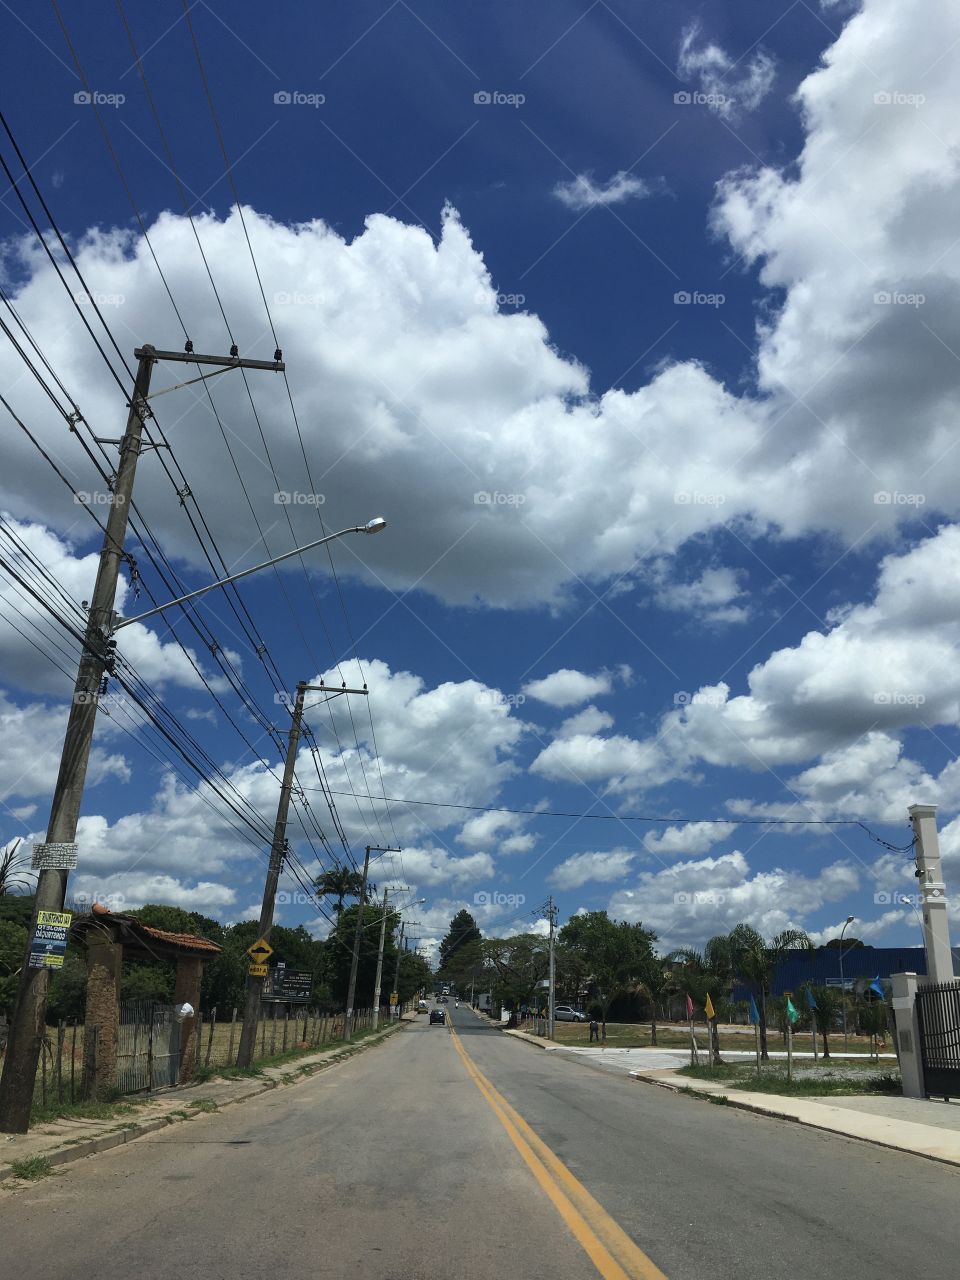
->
<box><xmin>685</xmin><ymin>995</ymin><xmax>694</xmax><ymax>1019</ymax></box>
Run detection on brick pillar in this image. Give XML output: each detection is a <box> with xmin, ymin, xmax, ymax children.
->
<box><xmin>174</xmin><ymin>955</ymin><xmax>203</xmax><ymax>1083</ymax></box>
<box><xmin>83</xmin><ymin>928</ymin><xmax>122</xmax><ymax>1100</ymax></box>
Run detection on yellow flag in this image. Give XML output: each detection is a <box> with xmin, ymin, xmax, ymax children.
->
<box><xmin>704</xmin><ymin>993</ymin><xmax>716</xmax><ymax>1020</ymax></box>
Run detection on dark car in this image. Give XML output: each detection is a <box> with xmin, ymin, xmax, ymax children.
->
<box><xmin>440</xmin><ymin>996</ymin><xmax>449</xmax><ymax>1004</ymax></box>
<box><xmin>430</xmin><ymin>1008</ymin><xmax>446</xmax><ymax>1025</ymax></box>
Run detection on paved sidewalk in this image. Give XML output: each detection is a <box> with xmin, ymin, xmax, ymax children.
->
<box><xmin>632</xmin><ymin>1066</ymin><xmax>960</xmax><ymax>1167</ymax></box>
<box><xmin>0</xmin><ymin>1016</ymin><xmax>412</xmax><ymax>1183</ymax></box>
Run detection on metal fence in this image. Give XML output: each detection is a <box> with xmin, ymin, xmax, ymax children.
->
<box><xmin>116</xmin><ymin>1000</ymin><xmax>181</xmax><ymax>1093</ymax></box>
<box><xmin>916</xmin><ymin>979</ymin><xmax>960</xmax><ymax>1099</ymax></box>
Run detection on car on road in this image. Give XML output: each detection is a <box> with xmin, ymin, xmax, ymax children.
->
<box><xmin>554</xmin><ymin>1005</ymin><xmax>586</xmax><ymax>1022</ymax></box>
<box><xmin>440</xmin><ymin>995</ymin><xmax>449</xmax><ymax>1004</ymax></box>
<box><xmin>429</xmin><ymin>1008</ymin><xmax>446</xmax><ymax>1024</ymax></box>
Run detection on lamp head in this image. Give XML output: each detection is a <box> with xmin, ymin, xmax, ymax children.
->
<box><xmin>363</xmin><ymin>517</ymin><xmax>387</xmax><ymax>534</ymax></box>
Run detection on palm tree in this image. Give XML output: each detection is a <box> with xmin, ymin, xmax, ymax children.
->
<box><xmin>636</xmin><ymin>952</ymin><xmax>671</xmax><ymax>1046</ymax></box>
<box><xmin>671</xmin><ymin>936</ymin><xmax>735</xmax><ymax>1063</ymax></box>
<box><xmin>729</xmin><ymin>923</ymin><xmax>812</xmax><ymax>1061</ymax></box>
<box><xmin>0</xmin><ymin>840</ymin><xmax>31</xmax><ymax>896</ymax></box>
<box><xmin>314</xmin><ymin>865</ymin><xmax>364</xmax><ymax>916</ymax></box>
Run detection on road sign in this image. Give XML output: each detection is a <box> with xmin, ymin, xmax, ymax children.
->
<box><xmin>390</xmin><ymin>992</ymin><xmax>398</xmax><ymax>1005</ymax></box>
<box><xmin>246</xmin><ymin>937</ymin><xmax>274</xmax><ymax>962</ymax></box>
<box><xmin>248</xmin><ymin>963</ymin><xmax>269</xmax><ymax>977</ymax></box>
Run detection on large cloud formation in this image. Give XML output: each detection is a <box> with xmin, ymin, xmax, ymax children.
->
<box><xmin>2</xmin><ymin>0</ymin><xmax>959</xmax><ymax>611</ymax></box>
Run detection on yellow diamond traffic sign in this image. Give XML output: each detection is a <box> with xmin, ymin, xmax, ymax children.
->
<box><xmin>248</xmin><ymin>963</ymin><xmax>269</xmax><ymax>978</ymax></box>
<box><xmin>246</xmin><ymin>937</ymin><xmax>274</xmax><ymax>962</ymax></box>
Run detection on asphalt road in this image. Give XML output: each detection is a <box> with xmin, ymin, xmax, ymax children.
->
<box><xmin>2</xmin><ymin>1003</ymin><xmax>958</xmax><ymax>1280</ymax></box>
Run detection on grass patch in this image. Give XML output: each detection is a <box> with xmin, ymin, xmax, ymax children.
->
<box><xmin>9</xmin><ymin>1156</ymin><xmax>54</xmax><ymax>1181</ymax></box>
<box><xmin>189</xmin><ymin>1098</ymin><xmax>218</xmax><ymax>1113</ymax></box>
<box><xmin>709</xmin><ymin>1094</ymin><xmax>729</xmax><ymax>1105</ymax></box>
<box><xmin>678</xmin><ymin>1063</ymin><xmax>901</xmax><ymax>1097</ymax></box>
<box><xmin>29</xmin><ymin>1095</ymin><xmax>148</xmax><ymax>1127</ymax></box>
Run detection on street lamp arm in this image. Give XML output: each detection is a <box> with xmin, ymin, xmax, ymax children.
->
<box><xmin>113</xmin><ymin>520</ymin><xmax>386</xmax><ymax>630</ymax></box>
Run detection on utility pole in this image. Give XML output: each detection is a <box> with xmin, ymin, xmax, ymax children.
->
<box><xmin>0</xmin><ymin>345</ymin><xmax>283</xmax><ymax>1133</ymax></box>
<box><xmin>371</xmin><ymin>888</ymin><xmax>390</xmax><ymax>1030</ymax></box>
<box><xmin>546</xmin><ymin>896</ymin><xmax>558</xmax><ymax>1041</ymax></box>
<box><xmin>343</xmin><ymin>845</ymin><xmax>401</xmax><ymax>1039</ymax></box>
<box><xmin>236</xmin><ymin>681</ymin><xmax>367</xmax><ymax>1068</ymax></box>
<box><xmin>391</xmin><ymin>921</ymin><xmax>405</xmax><ymax>1019</ymax></box>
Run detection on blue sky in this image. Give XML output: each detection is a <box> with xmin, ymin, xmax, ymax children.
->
<box><xmin>1</xmin><ymin>0</ymin><xmax>958</xmax><ymax>960</ymax></box>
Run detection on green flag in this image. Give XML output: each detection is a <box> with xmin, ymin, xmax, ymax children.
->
<box><xmin>785</xmin><ymin>995</ymin><xmax>799</xmax><ymax>1025</ymax></box>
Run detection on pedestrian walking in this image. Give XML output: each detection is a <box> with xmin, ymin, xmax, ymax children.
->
<box><xmin>589</xmin><ymin>1016</ymin><xmax>600</xmax><ymax>1043</ymax></box>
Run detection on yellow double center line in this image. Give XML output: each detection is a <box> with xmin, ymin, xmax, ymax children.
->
<box><xmin>449</xmin><ymin>1023</ymin><xmax>668</xmax><ymax>1280</ymax></box>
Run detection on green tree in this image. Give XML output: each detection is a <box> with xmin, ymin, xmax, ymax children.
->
<box><xmin>730</xmin><ymin>924</ymin><xmax>812</xmax><ymax>1061</ymax></box>
<box><xmin>803</xmin><ymin>984</ymin><xmax>844</xmax><ymax>1057</ymax></box>
<box><xmin>559</xmin><ymin>912</ymin><xmax>655</xmax><ymax>1036</ymax></box>
<box><xmin>0</xmin><ymin>841</ymin><xmax>31</xmax><ymax>896</ymax></box>
<box><xmin>0</xmin><ymin>917</ymin><xmax>27</xmax><ymax>1018</ymax></box>
<box><xmin>438</xmin><ymin>910</ymin><xmax>482</xmax><ymax>982</ymax></box>
<box><xmin>635</xmin><ymin>951</ymin><xmax>670</xmax><ymax>1046</ymax></box>
<box><xmin>485</xmin><ymin>934</ymin><xmax>548</xmax><ymax>1011</ymax></box>
<box><xmin>315</xmin><ymin>865</ymin><xmax>364</xmax><ymax>917</ymax></box>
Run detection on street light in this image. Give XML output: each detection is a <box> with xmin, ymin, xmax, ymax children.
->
<box><xmin>839</xmin><ymin>915</ymin><xmax>855</xmax><ymax>1052</ymax></box>
<box><xmin>114</xmin><ymin>519</ymin><xmax>387</xmax><ymax>629</ymax></box>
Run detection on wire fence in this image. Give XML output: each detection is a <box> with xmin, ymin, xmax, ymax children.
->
<box><xmin>0</xmin><ymin>1000</ymin><xmax>415</xmax><ymax>1108</ymax></box>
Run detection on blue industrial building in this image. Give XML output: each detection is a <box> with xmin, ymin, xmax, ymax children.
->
<box><xmin>767</xmin><ymin>946</ymin><xmax>930</xmax><ymax>997</ymax></box>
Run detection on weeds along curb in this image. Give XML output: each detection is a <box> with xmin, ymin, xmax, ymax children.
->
<box><xmin>0</xmin><ymin>1019</ymin><xmax>408</xmax><ymax>1186</ymax></box>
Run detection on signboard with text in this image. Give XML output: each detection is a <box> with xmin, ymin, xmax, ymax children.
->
<box><xmin>264</xmin><ymin>968</ymin><xmax>312</xmax><ymax>1003</ymax></box>
<box><xmin>28</xmin><ymin>910</ymin><xmax>72</xmax><ymax>969</ymax></box>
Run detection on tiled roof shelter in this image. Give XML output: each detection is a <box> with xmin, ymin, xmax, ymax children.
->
<box><xmin>72</xmin><ymin>906</ymin><xmax>222</xmax><ymax>1098</ymax></box>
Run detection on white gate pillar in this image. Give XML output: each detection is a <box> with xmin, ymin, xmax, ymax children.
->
<box><xmin>909</xmin><ymin>804</ymin><xmax>956</xmax><ymax>984</ymax></box>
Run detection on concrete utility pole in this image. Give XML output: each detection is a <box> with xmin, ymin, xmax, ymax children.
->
<box><xmin>0</xmin><ymin>345</ymin><xmax>283</xmax><ymax>1134</ymax></box>
<box><xmin>910</xmin><ymin>804</ymin><xmax>955</xmax><ymax>984</ymax></box>
<box><xmin>546</xmin><ymin>896</ymin><xmax>558</xmax><ymax>1040</ymax></box>
<box><xmin>343</xmin><ymin>845</ymin><xmax>401</xmax><ymax>1039</ymax></box>
<box><xmin>371</xmin><ymin>888</ymin><xmax>391</xmax><ymax>1030</ymax></box>
<box><xmin>236</xmin><ymin>681</ymin><xmax>368</xmax><ymax>1068</ymax></box>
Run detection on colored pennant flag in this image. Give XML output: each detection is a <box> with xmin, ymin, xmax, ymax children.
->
<box><xmin>685</xmin><ymin>994</ymin><xmax>694</xmax><ymax>1019</ymax></box>
<box><xmin>785</xmin><ymin>995</ymin><xmax>799</xmax><ymax>1025</ymax></box>
<box><xmin>804</xmin><ymin>986</ymin><xmax>817</xmax><ymax>1010</ymax></box>
<box><xmin>704</xmin><ymin>993</ymin><xmax>716</xmax><ymax>1020</ymax></box>
<box><xmin>748</xmin><ymin>995</ymin><xmax>760</xmax><ymax>1025</ymax></box>
<box><xmin>870</xmin><ymin>975</ymin><xmax>885</xmax><ymax>997</ymax></box>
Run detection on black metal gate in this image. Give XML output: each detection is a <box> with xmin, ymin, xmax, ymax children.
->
<box><xmin>916</xmin><ymin>980</ymin><xmax>960</xmax><ymax>1099</ymax></box>
<box><xmin>116</xmin><ymin>1001</ymin><xmax>181</xmax><ymax>1093</ymax></box>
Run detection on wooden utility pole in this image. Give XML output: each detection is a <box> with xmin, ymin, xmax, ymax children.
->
<box><xmin>0</xmin><ymin>345</ymin><xmax>284</xmax><ymax>1133</ymax></box>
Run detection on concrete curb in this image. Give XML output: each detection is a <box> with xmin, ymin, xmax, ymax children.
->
<box><xmin>631</xmin><ymin>1070</ymin><xmax>960</xmax><ymax>1170</ymax></box>
<box><xmin>0</xmin><ymin>1019</ymin><xmax>409</xmax><ymax>1185</ymax></box>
